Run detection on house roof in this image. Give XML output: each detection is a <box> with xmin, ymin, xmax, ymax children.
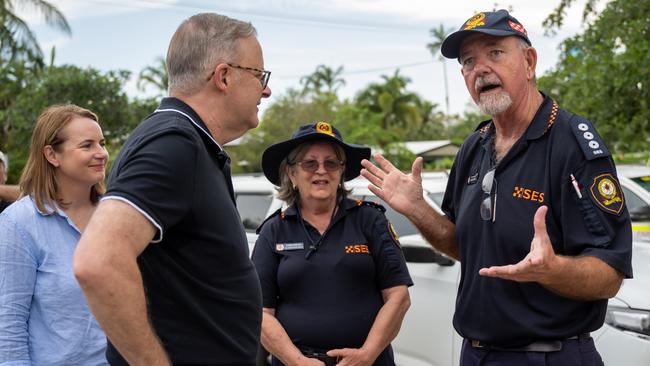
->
<box><xmin>401</xmin><ymin>140</ymin><xmax>458</xmax><ymax>156</ymax></box>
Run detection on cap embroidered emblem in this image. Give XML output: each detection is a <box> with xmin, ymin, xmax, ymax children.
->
<box><xmin>315</xmin><ymin>121</ymin><xmax>335</xmax><ymax>137</ymax></box>
<box><xmin>590</xmin><ymin>173</ymin><xmax>624</xmax><ymax>215</ymax></box>
<box><xmin>507</xmin><ymin>20</ymin><xmax>528</xmax><ymax>36</ymax></box>
<box><xmin>464</xmin><ymin>13</ymin><xmax>486</xmax><ymax>30</ymax></box>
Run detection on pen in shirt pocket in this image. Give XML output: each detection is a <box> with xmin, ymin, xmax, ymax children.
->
<box><xmin>570</xmin><ymin>174</ymin><xmax>583</xmax><ymax>199</ymax></box>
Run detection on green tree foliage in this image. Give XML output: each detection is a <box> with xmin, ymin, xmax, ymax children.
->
<box><xmin>539</xmin><ymin>0</ymin><xmax>650</xmax><ymax>153</ymax></box>
<box><xmin>227</xmin><ymin>88</ymin><xmax>341</xmax><ymax>174</ymax></box>
<box><xmin>137</xmin><ymin>56</ymin><xmax>168</xmax><ymax>95</ymax></box>
<box><xmin>446</xmin><ymin>109</ymin><xmax>490</xmax><ymax>146</ymax></box>
<box><xmin>355</xmin><ymin>71</ymin><xmax>422</xmax><ymax>137</ymax></box>
<box><xmin>0</xmin><ymin>0</ymin><xmax>71</xmax><ymax>64</ymax></box>
<box><xmin>300</xmin><ymin>64</ymin><xmax>346</xmax><ymax>96</ymax></box>
<box><xmin>229</xmin><ymin>65</ymin><xmax>449</xmax><ymax>173</ymax></box>
<box><xmin>0</xmin><ymin>64</ymin><xmax>156</xmax><ymax>182</ymax></box>
<box><xmin>543</xmin><ymin>0</ymin><xmax>600</xmax><ymax>35</ymax></box>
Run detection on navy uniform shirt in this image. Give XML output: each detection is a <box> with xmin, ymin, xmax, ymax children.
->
<box><xmin>442</xmin><ymin>94</ymin><xmax>633</xmax><ymax>347</ymax></box>
<box><xmin>103</xmin><ymin>97</ymin><xmax>262</xmax><ymax>365</ymax></box>
<box><xmin>252</xmin><ymin>198</ymin><xmax>412</xmax><ymax>364</ymax></box>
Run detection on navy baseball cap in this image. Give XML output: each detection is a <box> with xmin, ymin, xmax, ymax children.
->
<box><xmin>262</xmin><ymin>122</ymin><xmax>370</xmax><ymax>186</ymax></box>
<box><xmin>441</xmin><ymin>9</ymin><xmax>531</xmax><ymax>59</ymax></box>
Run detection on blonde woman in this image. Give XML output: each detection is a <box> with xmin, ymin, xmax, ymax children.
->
<box><xmin>0</xmin><ymin>105</ymin><xmax>109</xmax><ymax>365</ymax></box>
<box><xmin>253</xmin><ymin>122</ymin><xmax>412</xmax><ymax>366</ymax></box>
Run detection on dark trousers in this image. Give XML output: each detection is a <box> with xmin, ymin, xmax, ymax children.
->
<box><xmin>460</xmin><ymin>338</ymin><xmax>605</xmax><ymax>366</ymax></box>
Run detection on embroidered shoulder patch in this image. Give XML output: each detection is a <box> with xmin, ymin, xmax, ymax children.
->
<box><xmin>569</xmin><ymin>117</ymin><xmax>610</xmax><ymax>160</ymax></box>
<box><xmin>388</xmin><ymin>222</ymin><xmax>401</xmax><ymax>247</ymax></box>
<box><xmin>589</xmin><ymin>173</ymin><xmax>624</xmax><ymax>215</ymax></box>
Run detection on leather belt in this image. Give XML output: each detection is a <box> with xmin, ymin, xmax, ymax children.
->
<box><xmin>469</xmin><ymin>333</ymin><xmax>591</xmax><ymax>353</ymax></box>
<box><xmin>297</xmin><ymin>346</ymin><xmax>339</xmax><ymax>366</ymax></box>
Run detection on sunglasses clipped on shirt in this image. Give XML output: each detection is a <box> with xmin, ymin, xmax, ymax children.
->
<box><xmin>480</xmin><ymin>168</ymin><xmax>497</xmax><ymax>222</ymax></box>
<box><xmin>293</xmin><ymin>159</ymin><xmax>344</xmax><ymax>173</ymax></box>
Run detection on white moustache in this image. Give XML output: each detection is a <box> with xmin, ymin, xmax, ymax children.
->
<box><xmin>475</xmin><ymin>76</ymin><xmax>502</xmax><ymax>93</ymax></box>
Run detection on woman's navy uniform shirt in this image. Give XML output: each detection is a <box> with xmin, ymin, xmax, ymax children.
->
<box><xmin>252</xmin><ymin>198</ymin><xmax>413</xmax><ymax>364</ymax></box>
<box><xmin>441</xmin><ymin>94</ymin><xmax>633</xmax><ymax>347</ymax></box>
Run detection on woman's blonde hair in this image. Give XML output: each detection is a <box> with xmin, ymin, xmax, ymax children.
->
<box><xmin>19</xmin><ymin>104</ymin><xmax>105</xmax><ymax>214</ymax></box>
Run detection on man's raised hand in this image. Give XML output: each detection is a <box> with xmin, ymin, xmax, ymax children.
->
<box><xmin>360</xmin><ymin>154</ymin><xmax>425</xmax><ymax>216</ymax></box>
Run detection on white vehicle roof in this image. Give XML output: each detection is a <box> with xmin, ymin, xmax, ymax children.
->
<box><xmin>230</xmin><ymin>173</ymin><xmax>275</xmax><ymax>193</ymax></box>
<box><xmin>232</xmin><ymin>170</ymin><xmax>449</xmax><ymax>195</ymax></box>
<box><xmin>345</xmin><ymin>171</ymin><xmax>448</xmax><ymax>195</ymax></box>
<box><xmin>617</xmin><ymin>164</ymin><xmax>650</xmax><ymax>179</ymax></box>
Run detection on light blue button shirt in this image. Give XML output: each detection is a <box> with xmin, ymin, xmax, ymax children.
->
<box><xmin>0</xmin><ymin>196</ymin><xmax>107</xmax><ymax>366</ymax></box>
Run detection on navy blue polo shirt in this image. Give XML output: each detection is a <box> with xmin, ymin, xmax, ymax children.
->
<box><xmin>252</xmin><ymin>198</ymin><xmax>412</xmax><ymax>365</ymax></box>
<box><xmin>103</xmin><ymin>97</ymin><xmax>262</xmax><ymax>365</ymax></box>
<box><xmin>442</xmin><ymin>94</ymin><xmax>633</xmax><ymax>347</ymax></box>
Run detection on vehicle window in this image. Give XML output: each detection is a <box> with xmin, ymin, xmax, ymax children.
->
<box><xmin>236</xmin><ymin>193</ymin><xmax>273</xmax><ymax>232</ymax></box>
<box><xmin>622</xmin><ymin>187</ymin><xmax>650</xmax><ymax>221</ymax></box>
<box><xmin>631</xmin><ymin>176</ymin><xmax>650</xmax><ymax>194</ymax></box>
<box><xmin>362</xmin><ymin>196</ymin><xmax>418</xmax><ymax>236</ymax></box>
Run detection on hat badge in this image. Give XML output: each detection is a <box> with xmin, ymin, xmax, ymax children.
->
<box><xmin>315</xmin><ymin>121</ymin><xmax>335</xmax><ymax>137</ymax></box>
<box><xmin>463</xmin><ymin>13</ymin><xmax>486</xmax><ymax>30</ymax></box>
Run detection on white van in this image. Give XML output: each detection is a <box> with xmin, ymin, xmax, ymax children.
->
<box><xmin>233</xmin><ymin>167</ymin><xmax>650</xmax><ymax>366</ymax></box>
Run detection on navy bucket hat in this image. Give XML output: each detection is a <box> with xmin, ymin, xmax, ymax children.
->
<box><xmin>261</xmin><ymin>122</ymin><xmax>371</xmax><ymax>186</ymax></box>
<box><xmin>441</xmin><ymin>9</ymin><xmax>531</xmax><ymax>59</ymax></box>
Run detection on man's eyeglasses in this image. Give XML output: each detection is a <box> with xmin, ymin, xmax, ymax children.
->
<box><xmin>480</xmin><ymin>168</ymin><xmax>497</xmax><ymax>222</ymax></box>
<box><xmin>228</xmin><ymin>63</ymin><xmax>271</xmax><ymax>89</ymax></box>
<box><xmin>293</xmin><ymin>159</ymin><xmax>344</xmax><ymax>173</ymax></box>
<box><xmin>206</xmin><ymin>63</ymin><xmax>272</xmax><ymax>89</ymax></box>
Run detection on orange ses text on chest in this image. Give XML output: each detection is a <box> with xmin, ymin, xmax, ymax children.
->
<box><xmin>512</xmin><ymin>186</ymin><xmax>545</xmax><ymax>203</ymax></box>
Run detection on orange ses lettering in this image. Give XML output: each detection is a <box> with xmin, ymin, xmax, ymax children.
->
<box><xmin>512</xmin><ymin>186</ymin><xmax>544</xmax><ymax>203</ymax></box>
<box><xmin>345</xmin><ymin>244</ymin><xmax>370</xmax><ymax>254</ymax></box>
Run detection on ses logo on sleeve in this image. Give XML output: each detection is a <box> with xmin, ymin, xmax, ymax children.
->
<box><xmin>589</xmin><ymin>173</ymin><xmax>624</xmax><ymax>215</ymax></box>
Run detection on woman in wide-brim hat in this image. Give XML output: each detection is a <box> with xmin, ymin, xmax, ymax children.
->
<box><xmin>252</xmin><ymin>121</ymin><xmax>413</xmax><ymax>366</ymax></box>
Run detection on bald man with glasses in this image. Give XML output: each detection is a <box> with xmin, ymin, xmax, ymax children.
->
<box><xmin>361</xmin><ymin>9</ymin><xmax>631</xmax><ymax>366</ymax></box>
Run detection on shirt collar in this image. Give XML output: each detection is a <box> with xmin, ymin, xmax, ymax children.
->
<box><xmin>523</xmin><ymin>92</ymin><xmax>555</xmax><ymax>141</ymax></box>
<box><xmin>283</xmin><ymin>197</ymin><xmax>358</xmax><ymax>219</ymax></box>
<box><xmin>156</xmin><ymin>97</ymin><xmax>226</xmax><ymax>154</ymax></box>
<box><xmin>33</xmin><ymin>197</ymin><xmax>81</xmax><ymax>233</ymax></box>
<box><xmin>35</xmin><ymin>198</ymin><xmax>62</xmax><ymax>217</ymax></box>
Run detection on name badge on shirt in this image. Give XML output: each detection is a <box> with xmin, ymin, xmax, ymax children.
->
<box><xmin>276</xmin><ymin>242</ymin><xmax>304</xmax><ymax>251</ymax></box>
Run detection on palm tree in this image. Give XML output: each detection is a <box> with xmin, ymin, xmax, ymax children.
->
<box><xmin>426</xmin><ymin>24</ymin><xmax>453</xmax><ymax>117</ymax></box>
<box><xmin>356</xmin><ymin>70</ymin><xmax>422</xmax><ymax>134</ymax></box>
<box><xmin>300</xmin><ymin>64</ymin><xmax>345</xmax><ymax>96</ymax></box>
<box><xmin>137</xmin><ymin>56</ymin><xmax>168</xmax><ymax>94</ymax></box>
<box><xmin>0</xmin><ymin>0</ymin><xmax>71</xmax><ymax>63</ymax></box>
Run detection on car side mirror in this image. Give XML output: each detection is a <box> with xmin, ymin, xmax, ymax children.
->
<box><xmin>402</xmin><ymin>246</ymin><xmax>455</xmax><ymax>266</ymax></box>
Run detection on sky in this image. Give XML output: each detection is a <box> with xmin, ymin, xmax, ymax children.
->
<box><xmin>21</xmin><ymin>0</ymin><xmax>601</xmax><ymax>117</ymax></box>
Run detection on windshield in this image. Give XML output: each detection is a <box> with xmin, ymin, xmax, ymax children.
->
<box><xmin>631</xmin><ymin>176</ymin><xmax>650</xmax><ymax>194</ymax></box>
